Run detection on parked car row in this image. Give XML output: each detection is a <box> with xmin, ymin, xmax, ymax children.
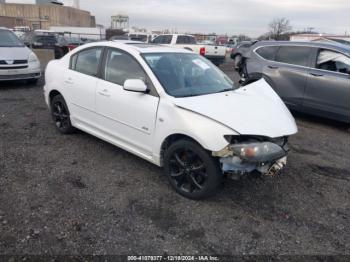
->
<box><xmin>23</xmin><ymin>31</ymin><xmax>95</xmax><ymax>59</ymax></box>
<box><xmin>236</xmin><ymin>41</ymin><xmax>350</xmax><ymax>123</ymax></box>
<box><xmin>110</xmin><ymin>33</ymin><xmax>228</xmax><ymax>66</ymax></box>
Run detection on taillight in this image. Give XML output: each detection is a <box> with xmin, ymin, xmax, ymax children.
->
<box><xmin>68</xmin><ymin>44</ymin><xmax>77</xmax><ymax>51</ymax></box>
<box><xmin>200</xmin><ymin>47</ymin><xmax>206</xmax><ymax>56</ymax></box>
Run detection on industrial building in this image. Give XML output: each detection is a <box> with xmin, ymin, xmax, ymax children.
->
<box><xmin>0</xmin><ymin>1</ymin><xmax>95</xmax><ymax>30</ymax></box>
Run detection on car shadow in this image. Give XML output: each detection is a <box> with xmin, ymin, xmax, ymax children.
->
<box><xmin>0</xmin><ymin>80</ymin><xmax>41</xmax><ymax>90</ymax></box>
<box><xmin>292</xmin><ymin>110</ymin><xmax>350</xmax><ymax>132</ymax></box>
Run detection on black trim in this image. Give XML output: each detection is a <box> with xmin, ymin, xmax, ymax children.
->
<box><xmin>0</xmin><ymin>65</ymin><xmax>28</xmax><ymax>70</ymax></box>
<box><xmin>0</xmin><ymin>60</ymin><xmax>28</xmax><ymax>65</ymax></box>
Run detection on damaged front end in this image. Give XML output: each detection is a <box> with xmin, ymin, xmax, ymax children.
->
<box><xmin>213</xmin><ymin>136</ymin><xmax>289</xmax><ymax>180</ymax></box>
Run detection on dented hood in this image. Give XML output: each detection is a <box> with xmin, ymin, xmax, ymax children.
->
<box><xmin>172</xmin><ymin>79</ymin><xmax>298</xmax><ymax>138</ymax></box>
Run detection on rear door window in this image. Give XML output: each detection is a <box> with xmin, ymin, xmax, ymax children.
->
<box><xmin>71</xmin><ymin>47</ymin><xmax>102</xmax><ymax>77</ymax></box>
<box><xmin>316</xmin><ymin>49</ymin><xmax>350</xmax><ymax>74</ymax></box>
<box><xmin>275</xmin><ymin>46</ymin><xmax>312</xmax><ymax>67</ymax></box>
<box><xmin>255</xmin><ymin>46</ymin><xmax>279</xmax><ymax>61</ymax></box>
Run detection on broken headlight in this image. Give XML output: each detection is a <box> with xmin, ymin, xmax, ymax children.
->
<box><xmin>229</xmin><ymin>142</ymin><xmax>286</xmax><ymax>163</ymax></box>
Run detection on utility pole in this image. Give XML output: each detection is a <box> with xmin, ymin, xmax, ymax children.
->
<box><xmin>39</xmin><ymin>6</ymin><xmax>42</xmax><ymax>29</ymax></box>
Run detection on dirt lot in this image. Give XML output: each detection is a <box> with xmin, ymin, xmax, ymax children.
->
<box><xmin>0</xmin><ymin>63</ymin><xmax>350</xmax><ymax>256</ymax></box>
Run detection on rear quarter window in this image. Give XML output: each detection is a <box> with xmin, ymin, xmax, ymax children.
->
<box><xmin>70</xmin><ymin>47</ymin><xmax>102</xmax><ymax>77</ymax></box>
<box><xmin>275</xmin><ymin>46</ymin><xmax>312</xmax><ymax>67</ymax></box>
<box><xmin>255</xmin><ymin>46</ymin><xmax>278</xmax><ymax>61</ymax></box>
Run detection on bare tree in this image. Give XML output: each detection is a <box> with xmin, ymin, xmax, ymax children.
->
<box><xmin>237</xmin><ymin>34</ymin><xmax>251</xmax><ymax>42</ymax></box>
<box><xmin>268</xmin><ymin>18</ymin><xmax>292</xmax><ymax>40</ymax></box>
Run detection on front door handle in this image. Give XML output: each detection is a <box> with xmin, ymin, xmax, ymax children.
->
<box><xmin>268</xmin><ymin>65</ymin><xmax>279</xmax><ymax>69</ymax></box>
<box><xmin>310</xmin><ymin>72</ymin><xmax>324</xmax><ymax>77</ymax></box>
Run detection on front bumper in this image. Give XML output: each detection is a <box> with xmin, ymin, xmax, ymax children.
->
<box><xmin>0</xmin><ymin>62</ymin><xmax>41</xmax><ymax>81</ymax></box>
<box><xmin>220</xmin><ymin>155</ymin><xmax>288</xmax><ymax>177</ymax></box>
<box><xmin>215</xmin><ymin>140</ymin><xmax>289</xmax><ymax>177</ymax></box>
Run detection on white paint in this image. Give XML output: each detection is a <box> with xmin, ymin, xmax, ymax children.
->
<box><xmin>44</xmin><ymin>41</ymin><xmax>298</xmax><ymax>167</ymax></box>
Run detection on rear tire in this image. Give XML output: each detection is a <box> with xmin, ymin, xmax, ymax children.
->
<box><xmin>164</xmin><ymin>139</ymin><xmax>222</xmax><ymax>200</ymax></box>
<box><xmin>51</xmin><ymin>94</ymin><xmax>76</xmax><ymax>134</ymax></box>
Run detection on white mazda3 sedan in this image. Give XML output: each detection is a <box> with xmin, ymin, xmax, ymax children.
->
<box><xmin>44</xmin><ymin>41</ymin><xmax>298</xmax><ymax>199</ymax></box>
<box><xmin>0</xmin><ymin>28</ymin><xmax>41</xmax><ymax>83</ymax></box>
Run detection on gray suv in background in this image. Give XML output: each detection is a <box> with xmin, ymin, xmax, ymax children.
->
<box><xmin>241</xmin><ymin>41</ymin><xmax>350</xmax><ymax>123</ymax></box>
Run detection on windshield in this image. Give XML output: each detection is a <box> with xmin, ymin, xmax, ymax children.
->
<box><xmin>0</xmin><ymin>30</ymin><xmax>24</xmax><ymax>47</ymax></box>
<box><xmin>142</xmin><ymin>53</ymin><xmax>235</xmax><ymax>97</ymax></box>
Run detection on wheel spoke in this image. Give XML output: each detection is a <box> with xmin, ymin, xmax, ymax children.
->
<box><xmin>174</xmin><ymin>153</ymin><xmax>185</xmax><ymax>167</ymax></box>
<box><xmin>192</xmin><ymin>164</ymin><xmax>204</xmax><ymax>172</ymax></box>
<box><xmin>189</xmin><ymin>174</ymin><xmax>203</xmax><ymax>190</ymax></box>
<box><xmin>170</xmin><ymin>170</ymin><xmax>184</xmax><ymax>178</ymax></box>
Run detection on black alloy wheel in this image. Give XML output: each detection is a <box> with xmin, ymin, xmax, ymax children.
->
<box><xmin>164</xmin><ymin>139</ymin><xmax>222</xmax><ymax>199</ymax></box>
<box><xmin>51</xmin><ymin>94</ymin><xmax>75</xmax><ymax>134</ymax></box>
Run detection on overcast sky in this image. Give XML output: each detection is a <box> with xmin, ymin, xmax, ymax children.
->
<box><xmin>6</xmin><ymin>0</ymin><xmax>350</xmax><ymax>36</ymax></box>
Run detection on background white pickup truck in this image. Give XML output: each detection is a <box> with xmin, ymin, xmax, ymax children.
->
<box><xmin>152</xmin><ymin>34</ymin><xmax>226</xmax><ymax>65</ymax></box>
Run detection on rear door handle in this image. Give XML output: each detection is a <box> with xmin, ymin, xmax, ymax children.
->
<box><xmin>98</xmin><ymin>89</ymin><xmax>111</xmax><ymax>97</ymax></box>
<box><xmin>65</xmin><ymin>77</ymin><xmax>74</xmax><ymax>85</ymax></box>
<box><xmin>310</xmin><ymin>72</ymin><xmax>324</xmax><ymax>77</ymax></box>
<box><xmin>268</xmin><ymin>65</ymin><xmax>279</xmax><ymax>69</ymax></box>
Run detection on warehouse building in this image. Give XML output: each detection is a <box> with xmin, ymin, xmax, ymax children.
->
<box><xmin>0</xmin><ymin>2</ymin><xmax>95</xmax><ymax>30</ymax></box>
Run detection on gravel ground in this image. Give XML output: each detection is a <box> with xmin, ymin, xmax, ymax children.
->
<box><xmin>0</xmin><ymin>63</ymin><xmax>350</xmax><ymax>256</ymax></box>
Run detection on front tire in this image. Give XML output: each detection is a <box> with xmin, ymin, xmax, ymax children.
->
<box><xmin>164</xmin><ymin>139</ymin><xmax>222</xmax><ymax>200</ymax></box>
<box><xmin>51</xmin><ymin>94</ymin><xmax>75</xmax><ymax>134</ymax></box>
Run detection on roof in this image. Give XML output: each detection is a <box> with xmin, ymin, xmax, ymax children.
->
<box><xmin>84</xmin><ymin>40</ymin><xmax>192</xmax><ymax>54</ymax></box>
<box><xmin>253</xmin><ymin>40</ymin><xmax>350</xmax><ymax>54</ymax></box>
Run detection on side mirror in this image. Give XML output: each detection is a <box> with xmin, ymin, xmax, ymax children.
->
<box><xmin>123</xmin><ymin>79</ymin><xmax>148</xmax><ymax>93</ymax></box>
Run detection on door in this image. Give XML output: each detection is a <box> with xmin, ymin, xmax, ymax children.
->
<box><xmin>262</xmin><ymin>46</ymin><xmax>313</xmax><ymax>108</ymax></box>
<box><xmin>65</xmin><ymin>47</ymin><xmax>102</xmax><ymax>125</ymax></box>
<box><xmin>96</xmin><ymin>48</ymin><xmax>160</xmax><ymax>156</ymax></box>
<box><xmin>304</xmin><ymin>48</ymin><xmax>350</xmax><ymax>121</ymax></box>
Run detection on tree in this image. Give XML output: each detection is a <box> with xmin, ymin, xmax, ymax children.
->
<box><xmin>237</xmin><ymin>34</ymin><xmax>251</xmax><ymax>42</ymax></box>
<box><xmin>268</xmin><ymin>18</ymin><xmax>292</xmax><ymax>40</ymax></box>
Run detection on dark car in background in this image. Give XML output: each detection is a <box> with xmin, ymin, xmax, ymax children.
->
<box><xmin>23</xmin><ymin>32</ymin><xmax>68</xmax><ymax>59</ymax></box>
<box><xmin>241</xmin><ymin>41</ymin><xmax>350</xmax><ymax>123</ymax></box>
